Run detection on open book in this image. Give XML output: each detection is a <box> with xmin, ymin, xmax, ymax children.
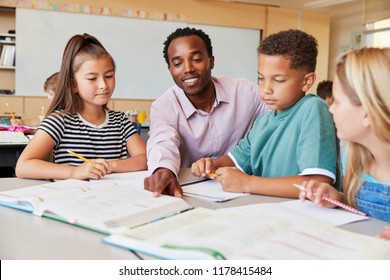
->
<box><xmin>0</xmin><ymin>179</ymin><xmax>192</xmax><ymax>234</ymax></box>
<box><xmin>103</xmin><ymin>207</ymin><xmax>390</xmax><ymax>260</ymax></box>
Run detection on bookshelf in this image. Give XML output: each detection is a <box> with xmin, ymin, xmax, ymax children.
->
<box><xmin>0</xmin><ymin>33</ymin><xmax>16</xmax><ymax>69</ymax></box>
<box><xmin>0</xmin><ymin>7</ymin><xmax>16</xmax><ymax>92</ymax></box>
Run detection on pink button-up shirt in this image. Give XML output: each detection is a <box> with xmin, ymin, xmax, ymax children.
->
<box><xmin>147</xmin><ymin>77</ymin><xmax>268</xmax><ymax>176</ymax></box>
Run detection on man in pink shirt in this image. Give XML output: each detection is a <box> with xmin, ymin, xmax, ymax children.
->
<box><xmin>144</xmin><ymin>27</ymin><xmax>267</xmax><ymax>197</ymax></box>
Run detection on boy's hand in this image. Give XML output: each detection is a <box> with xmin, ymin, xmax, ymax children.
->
<box><xmin>191</xmin><ymin>157</ymin><xmax>216</xmax><ymax>178</ymax></box>
<box><xmin>216</xmin><ymin>167</ymin><xmax>249</xmax><ymax>193</ymax></box>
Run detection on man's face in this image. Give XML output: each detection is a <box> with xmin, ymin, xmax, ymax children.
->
<box><xmin>167</xmin><ymin>35</ymin><xmax>214</xmax><ymax>97</ymax></box>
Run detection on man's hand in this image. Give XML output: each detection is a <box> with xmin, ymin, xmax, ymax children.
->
<box><xmin>144</xmin><ymin>168</ymin><xmax>183</xmax><ymax>198</ymax></box>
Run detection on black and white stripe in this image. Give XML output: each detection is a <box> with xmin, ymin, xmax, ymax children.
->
<box><xmin>39</xmin><ymin>109</ymin><xmax>136</xmax><ymax>165</ymax></box>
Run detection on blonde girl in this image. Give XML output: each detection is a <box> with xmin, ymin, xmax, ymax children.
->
<box><xmin>300</xmin><ymin>47</ymin><xmax>390</xmax><ymax>239</ymax></box>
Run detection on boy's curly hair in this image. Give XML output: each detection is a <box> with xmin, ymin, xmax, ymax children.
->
<box><xmin>258</xmin><ymin>29</ymin><xmax>318</xmax><ymax>72</ymax></box>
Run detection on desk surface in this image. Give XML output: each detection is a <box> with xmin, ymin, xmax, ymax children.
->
<box><xmin>0</xmin><ymin>177</ymin><xmax>389</xmax><ymax>260</ymax></box>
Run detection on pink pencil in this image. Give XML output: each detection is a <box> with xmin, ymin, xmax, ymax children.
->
<box><xmin>293</xmin><ymin>184</ymin><xmax>367</xmax><ymax>216</ymax></box>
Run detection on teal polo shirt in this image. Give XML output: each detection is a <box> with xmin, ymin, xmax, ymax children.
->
<box><xmin>230</xmin><ymin>94</ymin><xmax>339</xmax><ymax>183</ymax></box>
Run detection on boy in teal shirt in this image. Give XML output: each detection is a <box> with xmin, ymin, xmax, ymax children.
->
<box><xmin>191</xmin><ymin>29</ymin><xmax>339</xmax><ymax>198</ymax></box>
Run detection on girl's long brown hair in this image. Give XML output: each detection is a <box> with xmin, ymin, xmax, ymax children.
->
<box><xmin>46</xmin><ymin>33</ymin><xmax>116</xmax><ymax>116</ymax></box>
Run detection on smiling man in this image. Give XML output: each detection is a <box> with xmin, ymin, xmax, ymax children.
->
<box><xmin>144</xmin><ymin>27</ymin><xmax>267</xmax><ymax>197</ymax></box>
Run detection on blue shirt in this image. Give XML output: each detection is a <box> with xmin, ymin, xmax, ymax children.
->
<box><xmin>342</xmin><ymin>152</ymin><xmax>390</xmax><ymax>222</ymax></box>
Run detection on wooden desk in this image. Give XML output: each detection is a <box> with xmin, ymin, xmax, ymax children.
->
<box><xmin>0</xmin><ymin>176</ymin><xmax>389</xmax><ymax>259</ymax></box>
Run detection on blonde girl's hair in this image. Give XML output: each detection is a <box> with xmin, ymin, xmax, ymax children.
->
<box><xmin>47</xmin><ymin>33</ymin><xmax>116</xmax><ymax>116</ymax></box>
<box><xmin>336</xmin><ymin>47</ymin><xmax>390</xmax><ymax>207</ymax></box>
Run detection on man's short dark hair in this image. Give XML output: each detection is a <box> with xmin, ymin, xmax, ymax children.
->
<box><xmin>163</xmin><ymin>27</ymin><xmax>213</xmax><ymax>65</ymax></box>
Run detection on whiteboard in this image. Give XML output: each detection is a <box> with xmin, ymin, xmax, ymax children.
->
<box><xmin>16</xmin><ymin>8</ymin><xmax>260</xmax><ymax>99</ymax></box>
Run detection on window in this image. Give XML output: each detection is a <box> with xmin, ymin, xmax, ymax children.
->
<box><xmin>364</xmin><ymin>18</ymin><xmax>390</xmax><ymax>47</ymax></box>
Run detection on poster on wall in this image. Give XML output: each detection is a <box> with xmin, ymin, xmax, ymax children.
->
<box><xmin>351</xmin><ymin>31</ymin><xmax>364</xmax><ymax>50</ymax></box>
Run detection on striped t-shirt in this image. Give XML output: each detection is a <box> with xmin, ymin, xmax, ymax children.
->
<box><xmin>39</xmin><ymin>109</ymin><xmax>137</xmax><ymax>165</ymax></box>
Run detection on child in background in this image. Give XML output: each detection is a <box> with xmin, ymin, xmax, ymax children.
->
<box><xmin>191</xmin><ymin>29</ymin><xmax>339</xmax><ymax>198</ymax></box>
<box><xmin>316</xmin><ymin>80</ymin><xmax>333</xmax><ymax>105</ymax></box>
<box><xmin>11</xmin><ymin>72</ymin><xmax>59</xmax><ymax>127</ymax></box>
<box><xmin>16</xmin><ymin>33</ymin><xmax>147</xmax><ymax>180</ymax></box>
<box><xmin>317</xmin><ymin>79</ymin><xmax>347</xmax><ymax>155</ymax></box>
<box><xmin>43</xmin><ymin>72</ymin><xmax>58</xmax><ymax>102</ymax></box>
<box><xmin>298</xmin><ymin>47</ymin><xmax>390</xmax><ymax>239</ymax></box>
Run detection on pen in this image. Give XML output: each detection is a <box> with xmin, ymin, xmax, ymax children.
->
<box><xmin>292</xmin><ymin>184</ymin><xmax>366</xmax><ymax>216</ymax></box>
<box><xmin>67</xmin><ymin>150</ymin><xmax>91</xmax><ymax>162</ymax></box>
<box><xmin>5</xmin><ymin>102</ymin><xmax>16</xmax><ymax>122</ymax></box>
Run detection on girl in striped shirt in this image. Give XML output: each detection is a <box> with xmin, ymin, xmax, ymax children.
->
<box><xmin>16</xmin><ymin>33</ymin><xmax>146</xmax><ymax>180</ymax></box>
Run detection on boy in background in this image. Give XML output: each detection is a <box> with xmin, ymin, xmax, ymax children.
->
<box><xmin>11</xmin><ymin>72</ymin><xmax>58</xmax><ymax>127</ymax></box>
<box><xmin>317</xmin><ymin>80</ymin><xmax>334</xmax><ymax>105</ymax></box>
<box><xmin>192</xmin><ymin>29</ymin><xmax>339</xmax><ymax>198</ymax></box>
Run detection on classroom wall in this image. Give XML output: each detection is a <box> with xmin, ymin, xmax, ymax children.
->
<box><xmin>1</xmin><ymin>0</ymin><xmax>331</xmax><ymax>117</ymax></box>
<box><xmin>328</xmin><ymin>1</ymin><xmax>365</xmax><ymax>79</ymax></box>
<box><xmin>42</xmin><ymin>0</ymin><xmax>269</xmax><ymax>29</ymax></box>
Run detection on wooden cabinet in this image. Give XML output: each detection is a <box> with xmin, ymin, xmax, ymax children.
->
<box><xmin>0</xmin><ymin>94</ymin><xmax>152</xmax><ymax>122</ymax></box>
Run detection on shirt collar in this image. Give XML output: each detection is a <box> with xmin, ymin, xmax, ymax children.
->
<box><xmin>175</xmin><ymin>77</ymin><xmax>229</xmax><ymax>119</ymax></box>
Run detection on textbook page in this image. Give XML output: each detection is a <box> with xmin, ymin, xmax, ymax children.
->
<box><xmin>93</xmin><ymin>170</ymin><xmax>151</xmax><ymax>186</ymax></box>
<box><xmin>103</xmin><ymin>207</ymin><xmax>390</xmax><ymax>260</ymax></box>
<box><xmin>0</xmin><ymin>179</ymin><xmax>192</xmax><ymax>234</ymax></box>
<box><xmin>0</xmin><ymin>179</ymin><xmax>91</xmax><ymax>214</ymax></box>
<box><xmin>182</xmin><ymin>179</ymin><xmax>248</xmax><ymax>202</ymax></box>
<box><xmin>219</xmin><ymin>200</ymin><xmax>368</xmax><ymax>226</ymax></box>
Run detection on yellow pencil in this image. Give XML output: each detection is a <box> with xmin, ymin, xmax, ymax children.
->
<box><xmin>67</xmin><ymin>150</ymin><xmax>90</xmax><ymax>162</ymax></box>
<box><xmin>207</xmin><ymin>173</ymin><xmax>217</xmax><ymax>179</ymax></box>
<box><xmin>5</xmin><ymin>102</ymin><xmax>16</xmax><ymax>122</ymax></box>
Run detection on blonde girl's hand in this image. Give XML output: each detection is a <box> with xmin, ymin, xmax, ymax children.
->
<box><xmin>376</xmin><ymin>226</ymin><xmax>390</xmax><ymax>240</ymax></box>
<box><xmin>191</xmin><ymin>157</ymin><xmax>216</xmax><ymax>178</ymax></box>
<box><xmin>215</xmin><ymin>167</ymin><xmax>249</xmax><ymax>193</ymax></box>
<box><xmin>71</xmin><ymin>159</ymin><xmax>110</xmax><ymax>180</ymax></box>
<box><xmin>299</xmin><ymin>180</ymin><xmax>341</xmax><ymax>208</ymax></box>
